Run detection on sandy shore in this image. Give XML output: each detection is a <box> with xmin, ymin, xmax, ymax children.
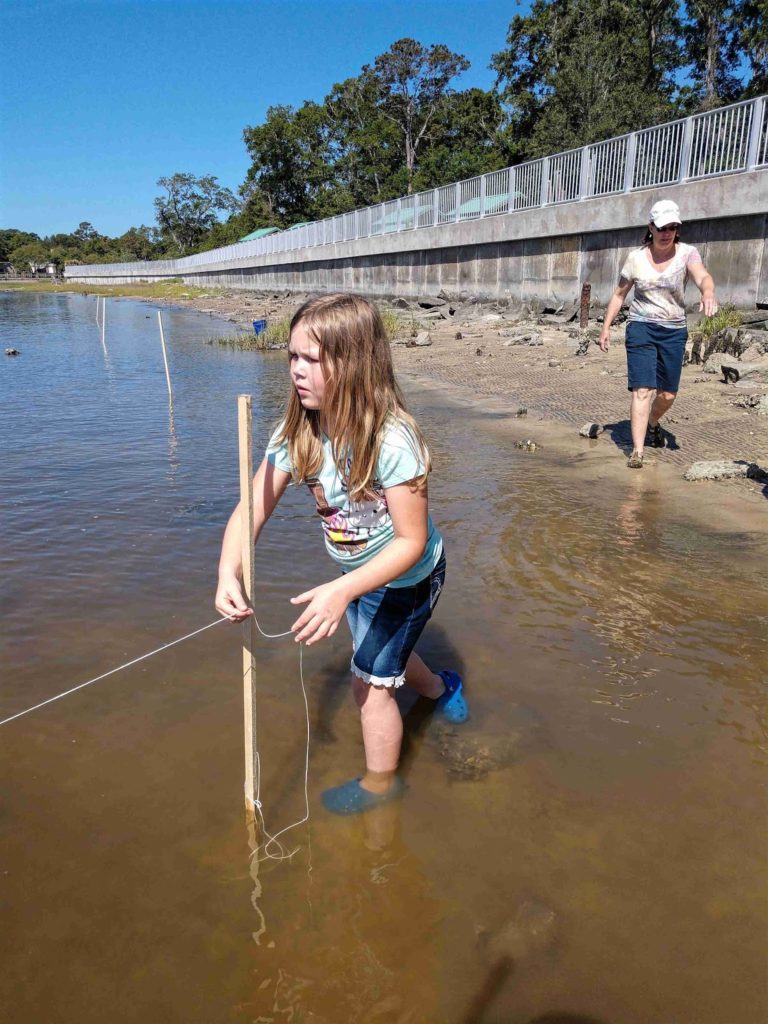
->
<box><xmin>158</xmin><ymin>286</ymin><xmax>768</xmax><ymax>507</ymax></box>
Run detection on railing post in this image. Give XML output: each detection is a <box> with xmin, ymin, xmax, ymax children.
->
<box><xmin>455</xmin><ymin>182</ymin><xmax>461</xmax><ymax>221</ymax></box>
<box><xmin>508</xmin><ymin>166</ymin><xmax>516</xmax><ymax>212</ymax></box>
<box><xmin>433</xmin><ymin>188</ymin><xmax>439</xmax><ymax>226</ymax></box>
<box><xmin>678</xmin><ymin>115</ymin><xmax>695</xmax><ymax>182</ymax></box>
<box><xmin>746</xmin><ymin>97</ymin><xmax>766</xmax><ymax>170</ymax></box>
<box><xmin>479</xmin><ymin>174</ymin><xmax>487</xmax><ymax>217</ymax></box>
<box><xmin>396</xmin><ymin>198</ymin><xmax>402</xmax><ymax>232</ymax></box>
<box><xmin>623</xmin><ymin>132</ymin><xmax>637</xmax><ymax>192</ymax></box>
<box><xmin>540</xmin><ymin>157</ymin><xmax>550</xmax><ymax>206</ymax></box>
<box><xmin>578</xmin><ymin>146</ymin><xmax>591</xmax><ymax>199</ymax></box>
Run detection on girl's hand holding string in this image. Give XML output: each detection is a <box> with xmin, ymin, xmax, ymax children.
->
<box><xmin>215</xmin><ymin>575</ymin><xmax>253</xmax><ymax>622</ymax></box>
<box><xmin>290</xmin><ymin>577</ymin><xmax>352</xmax><ymax>645</ymax></box>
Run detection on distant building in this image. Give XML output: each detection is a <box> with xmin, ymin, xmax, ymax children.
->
<box><xmin>29</xmin><ymin>262</ymin><xmax>57</xmax><ymax>277</ymax></box>
<box><xmin>238</xmin><ymin>227</ymin><xmax>279</xmax><ymax>242</ymax></box>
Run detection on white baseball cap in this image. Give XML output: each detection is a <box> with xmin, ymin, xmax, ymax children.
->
<box><xmin>649</xmin><ymin>199</ymin><xmax>682</xmax><ymax>228</ymax></box>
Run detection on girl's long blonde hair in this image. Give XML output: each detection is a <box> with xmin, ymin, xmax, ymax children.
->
<box><xmin>275</xmin><ymin>293</ymin><xmax>430</xmax><ymax>500</ymax></box>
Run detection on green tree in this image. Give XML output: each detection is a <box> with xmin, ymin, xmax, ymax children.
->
<box><xmin>154</xmin><ymin>173</ymin><xmax>240</xmax><ymax>254</ymax></box>
<box><xmin>115</xmin><ymin>225</ymin><xmax>161</xmax><ymax>261</ymax></box>
<box><xmin>325</xmin><ymin>75</ymin><xmax>403</xmax><ymax>204</ymax></box>
<box><xmin>491</xmin><ymin>0</ymin><xmax>681</xmax><ymax>161</ymax></box>
<box><xmin>733</xmin><ymin>0</ymin><xmax>768</xmax><ymax>97</ymax></box>
<box><xmin>8</xmin><ymin>240</ymin><xmax>50</xmax><ymax>272</ymax></box>
<box><xmin>0</xmin><ymin>229</ymin><xmax>41</xmax><ymax>262</ymax></box>
<box><xmin>414</xmin><ymin>88</ymin><xmax>506</xmax><ymax>189</ymax></box>
<box><xmin>363</xmin><ymin>38</ymin><xmax>470</xmax><ymax>193</ymax></box>
<box><xmin>73</xmin><ymin>221</ymin><xmax>99</xmax><ymax>242</ymax></box>
<box><xmin>680</xmin><ymin>0</ymin><xmax>746</xmax><ymax>108</ymax></box>
<box><xmin>242</xmin><ymin>102</ymin><xmax>345</xmax><ymax>225</ymax></box>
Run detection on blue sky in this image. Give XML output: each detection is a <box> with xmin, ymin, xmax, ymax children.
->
<box><xmin>0</xmin><ymin>0</ymin><xmax>523</xmax><ymax>237</ymax></box>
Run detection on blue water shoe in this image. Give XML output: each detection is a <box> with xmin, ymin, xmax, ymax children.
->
<box><xmin>436</xmin><ymin>670</ymin><xmax>469</xmax><ymax>724</ymax></box>
<box><xmin>321</xmin><ymin>776</ymin><xmax>405</xmax><ymax>816</ymax></box>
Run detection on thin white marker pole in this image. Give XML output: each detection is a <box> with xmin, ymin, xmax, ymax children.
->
<box><xmin>157</xmin><ymin>311</ymin><xmax>172</xmax><ymax>396</ymax></box>
<box><xmin>238</xmin><ymin>394</ymin><xmax>257</xmax><ymax>813</ymax></box>
<box><xmin>96</xmin><ymin>295</ymin><xmax>101</xmax><ymax>325</ymax></box>
<box><xmin>100</xmin><ymin>299</ymin><xmax>107</xmax><ymax>352</ymax></box>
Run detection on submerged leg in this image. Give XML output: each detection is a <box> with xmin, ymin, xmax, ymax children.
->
<box><xmin>353</xmin><ymin>675</ymin><xmax>402</xmax><ymax>791</ymax></box>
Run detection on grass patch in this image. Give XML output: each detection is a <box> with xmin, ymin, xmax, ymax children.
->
<box><xmin>208</xmin><ymin>310</ymin><xmax>399</xmax><ymax>353</ymax></box>
<box><xmin>694</xmin><ymin>304</ymin><xmax>743</xmax><ymax>341</ymax></box>
<box><xmin>690</xmin><ymin>305</ymin><xmax>744</xmax><ymax>362</ymax></box>
<box><xmin>207</xmin><ymin>317</ymin><xmax>292</xmax><ymax>351</ymax></box>
<box><xmin>206</xmin><ymin>332</ymin><xmax>267</xmax><ymax>350</ymax></box>
<box><xmin>0</xmin><ymin>279</ymin><xmax>220</xmax><ymax>300</ymax></box>
<box><xmin>380</xmin><ymin>308</ymin><xmax>402</xmax><ymax>340</ymax></box>
<box><xmin>261</xmin><ymin>317</ymin><xmax>291</xmax><ymax>347</ymax></box>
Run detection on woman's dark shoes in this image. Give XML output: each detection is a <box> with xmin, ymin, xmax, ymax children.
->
<box><xmin>646</xmin><ymin>422</ymin><xmax>665</xmax><ymax>448</ymax></box>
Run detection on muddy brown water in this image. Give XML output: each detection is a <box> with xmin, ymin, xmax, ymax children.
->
<box><xmin>1</xmin><ymin>292</ymin><xmax>766</xmax><ymax>1023</ymax></box>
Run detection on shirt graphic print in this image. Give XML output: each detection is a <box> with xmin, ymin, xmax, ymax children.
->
<box><xmin>266</xmin><ymin>418</ymin><xmax>443</xmax><ymax>587</ymax></box>
<box><xmin>620</xmin><ymin>242</ymin><xmax>702</xmax><ymax>327</ymax></box>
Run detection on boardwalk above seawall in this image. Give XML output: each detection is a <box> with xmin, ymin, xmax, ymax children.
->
<box><xmin>66</xmin><ymin>98</ymin><xmax>768</xmax><ymax>307</ymax></box>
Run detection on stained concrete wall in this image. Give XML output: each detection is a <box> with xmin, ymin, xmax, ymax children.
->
<box><xmin>66</xmin><ymin>172</ymin><xmax>768</xmax><ymax>307</ymax></box>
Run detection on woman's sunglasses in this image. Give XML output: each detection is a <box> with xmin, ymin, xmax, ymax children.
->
<box><xmin>654</xmin><ymin>223</ymin><xmax>681</xmax><ymax>232</ymax></box>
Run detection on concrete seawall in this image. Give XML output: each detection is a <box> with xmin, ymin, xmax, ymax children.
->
<box><xmin>66</xmin><ymin>173</ymin><xmax>768</xmax><ymax>307</ymax></box>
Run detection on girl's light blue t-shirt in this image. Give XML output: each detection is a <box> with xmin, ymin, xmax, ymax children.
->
<box><xmin>266</xmin><ymin>420</ymin><xmax>443</xmax><ymax>587</ymax></box>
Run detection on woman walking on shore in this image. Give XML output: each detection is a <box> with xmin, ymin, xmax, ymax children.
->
<box><xmin>598</xmin><ymin>199</ymin><xmax>718</xmax><ymax>468</ymax></box>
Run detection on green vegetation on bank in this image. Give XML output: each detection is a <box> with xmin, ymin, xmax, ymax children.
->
<box><xmin>3</xmin><ymin>1</ymin><xmax>762</xmax><ymax>273</ymax></box>
<box><xmin>0</xmin><ymin>279</ymin><xmax>217</xmax><ymax>300</ymax></box>
<box><xmin>207</xmin><ymin>309</ymin><xmax>402</xmax><ymax>351</ymax></box>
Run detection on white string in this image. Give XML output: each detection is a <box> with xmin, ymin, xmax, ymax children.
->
<box><xmin>244</xmin><ymin>615</ymin><xmax>312</xmax><ymax>862</ymax></box>
<box><xmin>1</xmin><ymin>609</ymin><xmax>312</xmax><ymax>863</ymax></box>
<box><xmin>0</xmin><ymin>615</ymin><xmax>232</xmax><ymax>727</ymax></box>
<box><xmin>248</xmin><ymin>642</ymin><xmax>311</xmax><ymax>864</ymax></box>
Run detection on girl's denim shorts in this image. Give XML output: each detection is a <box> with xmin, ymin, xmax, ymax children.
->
<box><xmin>625</xmin><ymin>320</ymin><xmax>688</xmax><ymax>393</ymax></box>
<box><xmin>345</xmin><ymin>553</ymin><xmax>446</xmax><ymax>688</ymax></box>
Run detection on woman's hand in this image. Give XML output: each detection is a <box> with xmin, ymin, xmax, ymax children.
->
<box><xmin>690</xmin><ymin>265</ymin><xmax>717</xmax><ymax>317</ymax></box>
<box><xmin>290</xmin><ymin>577</ymin><xmax>352</xmax><ymax>645</ymax></box>
<box><xmin>215</xmin><ymin>575</ymin><xmax>252</xmax><ymax>621</ymax></box>
<box><xmin>598</xmin><ymin>281</ymin><xmax>632</xmax><ymax>352</ymax></box>
<box><xmin>699</xmin><ymin>293</ymin><xmax>718</xmax><ymax>317</ymax></box>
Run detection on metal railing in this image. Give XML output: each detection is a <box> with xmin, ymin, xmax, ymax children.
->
<box><xmin>66</xmin><ymin>95</ymin><xmax>767</xmax><ymax>278</ymax></box>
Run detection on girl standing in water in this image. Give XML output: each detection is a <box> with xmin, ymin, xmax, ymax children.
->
<box><xmin>215</xmin><ymin>293</ymin><xmax>467</xmax><ymax>815</ymax></box>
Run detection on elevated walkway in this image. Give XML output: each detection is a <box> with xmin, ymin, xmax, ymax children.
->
<box><xmin>65</xmin><ymin>98</ymin><xmax>768</xmax><ymax>306</ymax></box>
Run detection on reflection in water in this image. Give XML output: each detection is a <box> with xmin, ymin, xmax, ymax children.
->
<box><xmin>245</xmin><ymin>811</ymin><xmax>268</xmax><ymax>947</ymax></box>
<box><xmin>167</xmin><ymin>395</ymin><xmax>179</xmax><ymax>485</ymax></box>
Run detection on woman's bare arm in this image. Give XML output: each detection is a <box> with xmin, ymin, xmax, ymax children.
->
<box><xmin>598</xmin><ymin>278</ymin><xmax>633</xmax><ymax>352</ymax></box>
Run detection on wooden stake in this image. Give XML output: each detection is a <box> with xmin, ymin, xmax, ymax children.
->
<box><xmin>238</xmin><ymin>395</ymin><xmax>258</xmax><ymax>811</ymax></box>
<box><xmin>580</xmin><ymin>282</ymin><xmax>591</xmax><ymax>329</ymax></box>
<box><xmin>157</xmin><ymin>311</ymin><xmax>173</xmax><ymax>396</ymax></box>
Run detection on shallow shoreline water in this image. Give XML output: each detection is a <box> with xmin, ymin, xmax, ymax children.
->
<box><xmin>1</xmin><ymin>291</ymin><xmax>766</xmax><ymax>1023</ymax></box>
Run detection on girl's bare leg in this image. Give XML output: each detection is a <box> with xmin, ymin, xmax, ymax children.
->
<box><xmin>353</xmin><ymin>676</ymin><xmax>402</xmax><ymax>792</ymax></box>
<box><xmin>403</xmin><ymin>651</ymin><xmax>444</xmax><ymax>699</ymax></box>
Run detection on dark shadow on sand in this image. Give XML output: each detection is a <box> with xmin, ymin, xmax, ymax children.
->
<box><xmin>604</xmin><ymin>419</ymin><xmax>680</xmax><ymax>453</ymax></box>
